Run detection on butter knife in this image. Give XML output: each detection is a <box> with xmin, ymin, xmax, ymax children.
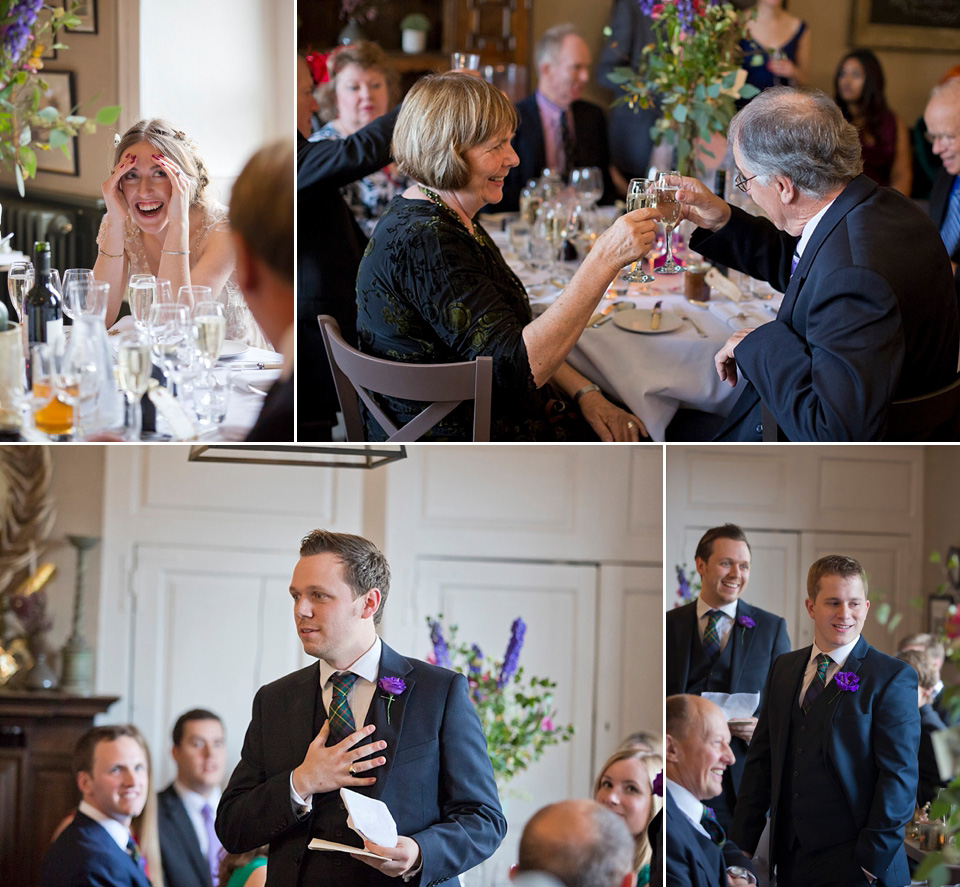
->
<box><xmin>651</xmin><ymin>300</ymin><xmax>662</xmax><ymax>331</ymax></box>
<box><xmin>587</xmin><ymin>304</ymin><xmax>616</xmax><ymax>328</ymax></box>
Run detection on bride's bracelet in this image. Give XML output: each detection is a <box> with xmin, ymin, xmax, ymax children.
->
<box><xmin>161</xmin><ymin>249</ymin><xmax>189</xmax><ymax>255</ymax></box>
<box><xmin>98</xmin><ymin>248</ymin><xmax>123</xmax><ymax>258</ymax></box>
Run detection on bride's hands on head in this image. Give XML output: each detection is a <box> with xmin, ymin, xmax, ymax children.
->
<box><xmin>101</xmin><ymin>154</ymin><xmax>133</xmax><ymax>220</ymax></box>
<box><xmin>152</xmin><ymin>152</ymin><xmax>191</xmax><ymax>228</ymax></box>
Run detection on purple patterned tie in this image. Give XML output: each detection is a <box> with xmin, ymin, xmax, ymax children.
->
<box><xmin>202</xmin><ymin>803</ymin><xmax>221</xmax><ymax>886</ymax></box>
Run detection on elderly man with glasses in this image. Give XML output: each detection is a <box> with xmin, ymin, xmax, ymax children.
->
<box><xmin>924</xmin><ymin>77</ymin><xmax>960</xmax><ymax>304</ymax></box>
<box><xmin>673</xmin><ymin>86</ymin><xmax>958</xmax><ymax>442</ymax></box>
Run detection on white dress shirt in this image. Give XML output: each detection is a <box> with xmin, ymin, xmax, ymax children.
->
<box><xmin>696</xmin><ymin>597</ymin><xmax>739</xmax><ymax>654</ymax></box>
<box><xmin>797</xmin><ymin>636</ymin><xmax>860</xmax><ymax>706</ymax></box>
<box><xmin>794</xmin><ymin>196</ymin><xmax>838</xmax><ymax>267</ymax></box>
<box><xmin>173</xmin><ymin>781</ymin><xmax>223</xmax><ymax>856</ymax></box>
<box><xmin>78</xmin><ymin>799</ymin><xmax>132</xmax><ymax>853</ymax></box>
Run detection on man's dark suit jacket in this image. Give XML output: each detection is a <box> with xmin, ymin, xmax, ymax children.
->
<box><xmin>927</xmin><ymin>167</ymin><xmax>960</xmax><ymax>310</ymax></box>
<box><xmin>158</xmin><ymin>784</ymin><xmax>213</xmax><ymax>887</ymax></box>
<box><xmin>691</xmin><ymin>174</ymin><xmax>959</xmax><ymax>441</ymax></box>
<box><xmin>245</xmin><ymin>373</ymin><xmax>293</xmax><ymax>442</ymax></box>
<box><xmin>501</xmin><ymin>94</ymin><xmax>614</xmax><ymax>212</ymax></box>
<box><xmin>666</xmin><ymin>599</ymin><xmax>790</xmax><ymax>825</ymax></box>
<box><xmin>731</xmin><ymin>637</ymin><xmax>920</xmax><ymax>887</ymax></box>
<box><xmin>296</xmin><ymin>106</ymin><xmax>399</xmax><ymax>438</ymax></box>
<box><xmin>217</xmin><ymin>641</ymin><xmax>506</xmax><ymax>887</ymax></box>
<box><xmin>39</xmin><ymin>811</ymin><xmax>152</xmax><ymax>887</ymax></box>
<box><xmin>665</xmin><ymin>790</ymin><xmax>756</xmax><ymax>887</ymax></box>
<box><xmin>919</xmin><ymin>702</ymin><xmax>948</xmax><ymax>807</ymax></box>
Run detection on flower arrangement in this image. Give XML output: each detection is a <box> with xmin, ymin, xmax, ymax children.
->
<box><xmin>674</xmin><ymin>564</ymin><xmax>700</xmax><ymax>607</ymax></box>
<box><xmin>1</xmin><ymin>0</ymin><xmax>121</xmax><ymax>195</ymax></box>
<box><xmin>605</xmin><ymin>0</ymin><xmax>758</xmax><ymax>177</ymax></box>
<box><xmin>427</xmin><ymin>615</ymin><xmax>574</xmax><ymax>786</ymax></box>
<box><xmin>339</xmin><ymin>0</ymin><xmax>377</xmax><ymax>24</ymax></box>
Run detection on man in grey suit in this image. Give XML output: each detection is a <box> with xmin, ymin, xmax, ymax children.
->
<box><xmin>158</xmin><ymin>709</ymin><xmax>227</xmax><ymax>887</ymax></box>
<box><xmin>666</xmin><ymin>523</ymin><xmax>790</xmax><ymax>831</ymax></box>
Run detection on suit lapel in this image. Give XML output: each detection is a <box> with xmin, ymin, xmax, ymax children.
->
<box><xmin>771</xmin><ymin>648</ymin><xmax>809</xmax><ymax>796</ymax></box>
<box><xmin>676</xmin><ymin>602</ymin><xmax>697</xmax><ymax>690</ymax></box>
<box><xmin>823</xmin><ymin>636</ymin><xmax>869</xmax><ymax>732</ymax></box>
<box><xmin>362</xmin><ymin>642</ymin><xmax>415</xmax><ymax>801</ymax></box>
<box><xmin>729</xmin><ymin>601</ymin><xmax>755</xmax><ymax>689</ymax></box>
<box><xmin>163</xmin><ymin>788</ymin><xmax>209</xmax><ymax>881</ymax></box>
<box><xmin>290</xmin><ymin>663</ymin><xmax>321</xmax><ymax>758</ymax></box>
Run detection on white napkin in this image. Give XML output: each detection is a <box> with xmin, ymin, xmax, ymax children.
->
<box><xmin>707</xmin><ymin>302</ymin><xmax>768</xmax><ymax>330</ymax></box>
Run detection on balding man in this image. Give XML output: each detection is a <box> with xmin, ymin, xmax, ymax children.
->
<box><xmin>676</xmin><ymin>86</ymin><xmax>958</xmax><ymax>441</ymax></box>
<box><xmin>501</xmin><ymin>24</ymin><xmax>614</xmax><ymax>211</ymax></box>
<box><xmin>665</xmin><ymin>695</ymin><xmax>756</xmax><ymax>887</ymax></box>
<box><xmin>924</xmin><ymin>77</ymin><xmax>960</xmax><ymax>304</ymax></box>
<box><xmin>516</xmin><ymin>800</ymin><xmax>637</xmax><ymax>887</ymax></box>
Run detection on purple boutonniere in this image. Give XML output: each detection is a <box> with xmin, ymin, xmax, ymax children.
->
<box><xmin>831</xmin><ymin>670</ymin><xmax>860</xmax><ymax>702</ymax></box>
<box><xmin>379</xmin><ymin>676</ymin><xmax>406</xmax><ymax>725</ymax></box>
<box><xmin>652</xmin><ymin>770</ymin><xmax>663</xmax><ymax>798</ymax></box>
<box><xmin>737</xmin><ymin>614</ymin><xmax>755</xmax><ymax>643</ymax></box>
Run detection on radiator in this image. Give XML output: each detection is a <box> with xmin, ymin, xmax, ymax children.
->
<box><xmin>0</xmin><ymin>188</ymin><xmax>105</xmax><ymax>272</ymax></box>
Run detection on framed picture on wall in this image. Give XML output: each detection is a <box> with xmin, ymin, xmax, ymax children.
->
<box><xmin>67</xmin><ymin>0</ymin><xmax>97</xmax><ymax>34</ymax></box>
<box><xmin>929</xmin><ymin>593</ymin><xmax>955</xmax><ymax>636</ymax></box>
<box><xmin>34</xmin><ymin>72</ymin><xmax>79</xmax><ymax>176</ymax></box>
<box><xmin>851</xmin><ymin>0</ymin><xmax>960</xmax><ymax>51</ymax></box>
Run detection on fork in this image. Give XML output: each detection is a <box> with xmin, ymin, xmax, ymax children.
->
<box><xmin>672</xmin><ymin>304</ymin><xmax>707</xmax><ymax>338</ymax></box>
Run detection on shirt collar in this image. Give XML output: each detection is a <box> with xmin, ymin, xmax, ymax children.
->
<box><xmin>319</xmin><ymin>635</ymin><xmax>382</xmax><ymax>687</ymax></box>
<box><xmin>795</xmin><ymin>196</ymin><xmax>837</xmax><ymax>261</ymax></box>
<box><xmin>536</xmin><ymin>89</ymin><xmax>568</xmax><ymax>121</ymax></box>
<box><xmin>811</xmin><ymin>636</ymin><xmax>860</xmax><ymax>667</ymax></box>
<box><xmin>78</xmin><ymin>800</ymin><xmax>131</xmax><ymax>852</ymax></box>
<box><xmin>173</xmin><ymin>780</ymin><xmax>222</xmax><ymax>814</ymax></box>
<box><xmin>666</xmin><ymin>778</ymin><xmax>708</xmax><ymax>828</ymax></box>
<box><xmin>696</xmin><ymin>597</ymin><xmax>738</xmax><ymax>621</ymax></box>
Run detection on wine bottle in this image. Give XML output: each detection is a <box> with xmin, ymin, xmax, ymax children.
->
<box><xmin>26</xmin><ymin>242</ymin><xmax>63</xmax><ymax>348</ymax></box>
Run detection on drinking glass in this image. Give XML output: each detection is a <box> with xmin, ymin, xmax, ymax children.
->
<box><xmin>192</xmin><ymin>299</ymin><xmax>226</xmax><ymax>377</ymax></box>
<box><xmin>655</xmin><ymin>171</ymin><xmax>684</xmax><ymax>274</ymax></box>
<box><xmin>127</xmin><ymin>275</ymin><xmax>157</xmax><ymax>333</ymax></box>
<box><xmin>177</xmin><ymin>285</ymin><xmax>212</xmax><ymax>314</ymax></box>
<box><xmin>156</xmin><ymin>278</ymin><xmax>174</xmax><ymax>305</ymax></box>
<box><xmin>67</xmin><ymin>278</ymin><xmax>109</xmax><ymax>320</ymax></box>
<box><xmin>59</xmin><ymin>320</ymin><xmax>104</xmax><ymax>439</ymax></box>
<box><xmin>192</xmin><ymin>370</ymin><xmax>231</xmax><ymax>427</ymax></box>
<box><xmin>7</xmin><ymin>261</ymin><xmax>33</xmax><ymax>323</ymax></box>
<box><xmin>61</xmin><ymin>269</ymin><xmax>94</xmax><ymax>320</ymax></box>
<box><xmin>116</xmin><ymin>333</ymin><xmax>152</xmax><ymax>440</ymax></box>
<box><xmin>451</xmin><ymin>52</ymin><xmax>480</xmax><ymax>72</ymax></box>
<box><xmin>147</xmin><ymin>303</ymin><xmax>190</xmax><ymax>394</ymax></box>
<box><xmin>571</xmin><ymin>167</ymin><xmax>603</xmax><ymax>208</ymax></box>
<box><xmin>623</xmin><ymin>178</ymin><xmax>656</xmax><ymax>284</ymax></box>
<box><xmin>30</xmin><ymin>342</ymin><xmax>74</xmax><ymax>440</ymax></box>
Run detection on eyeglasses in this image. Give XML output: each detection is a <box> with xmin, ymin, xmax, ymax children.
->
<box><xmin>735</xmin><ymin>172</ymin><xmax>759</xmax><ymax>192</ymax></box>
<box><xmin>925</xmin><ymin>132</ymin><xmax>959</xmax><ymax>146</ymax></box>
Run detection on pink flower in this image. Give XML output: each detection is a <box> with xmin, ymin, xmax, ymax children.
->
<box><xmin>541</xmin><ymin>716</ymin><xmax>555</xmax><ymax>732</ymax></box>
<box><xmin>652</xmin><ymin>3</ymin><xmax>665</xmax><ymax>15</ymax></box>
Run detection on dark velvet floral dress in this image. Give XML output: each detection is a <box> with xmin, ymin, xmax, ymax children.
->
<box><xmin>356</xmin><ymin>195</ymin><xmax>583</xmax><ymax>441</ymax></box>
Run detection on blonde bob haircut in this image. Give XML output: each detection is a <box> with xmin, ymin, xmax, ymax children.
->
<box><xmin>392</xmin><ymin>72</ymin><xmax>518</xmax><ymax>191</ymax></box>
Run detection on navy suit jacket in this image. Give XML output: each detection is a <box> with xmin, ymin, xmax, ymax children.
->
<box><xmin>927</xmin><ymin>168</ymin><xmax>960</xmax><ymax>311</ymax></box>
<box><xmin>217</xmin><ymin>641</ymin><xmax>506</xmax><ymax>887</ymax></box>
<box><xmin>691</xmin><ymin>175</ymin><xmax>959</xmax><ymax>441</ymax></box>
<box><xmin>158</xmin><ymin>784</ymin><xmax>213</xmax><ymax>887</ymax></box>
<box><xmin>40</xmin><ymin>811</ymin><xmax>152</xmax><ymax>887</ymax></box>
<box><xmin>731</xmin><ymin>637</ymin><xmax>920</xmax><ymax>887</ymax></box>
<box><xmin>918</xmin><ymin>702</ymin><xmax>948</xmax><ymax>807</ymax></box>
<box><xmin>665</xmin><ymin>791</ymin><xmax>755</xmax><ymax>887</ymax></box>
<box><xmin>501</xmin><ymin>94</ymin><xmax>614</xmax><ymax>212</ymax></box>
<box><xmin>666</xmin><ymin>599</ymin><xmax>790</xmax><ymax>813</ymax></box>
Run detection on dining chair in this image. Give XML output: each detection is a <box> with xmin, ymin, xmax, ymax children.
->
<box><xmin>884</xmin><ymin>373</ymin><xmax>960</xmax><ymax>442</ymax></box>
<box><xmin>317</xmin><ymin>315</ymin><xmax>493</xmax><ymax>442</ymax></box>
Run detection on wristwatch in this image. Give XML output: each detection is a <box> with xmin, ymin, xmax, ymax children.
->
<box><xmin>727</xmin><ymin>866</ymin><xmax>754</xmax><ymax>883</ymax></box>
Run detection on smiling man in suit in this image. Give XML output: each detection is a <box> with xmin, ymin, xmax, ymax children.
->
<box><xmin>731</xmin><ymin>555</ymin><xmax>920</xmax><ymax>887</ymax></box>
<box><xmin>158</xmin><ymin>709</ymin><xmax>227</xmax><ymax>887</ymax></box>
<box><xmin>676</xmin><ymin>87</ymin><xmax>958</xmax><ymax>441</ymax></box>
<box><xmin>924</xmin><ymin>77</ymin><xmax>960</xmax><ymax>301</ymax></box>
<box><xmin>40</xmin><ymin>725</ymin><xmax>152</xmax><ymax>887</ymax></box>
<box><xmin>217</xmin><ymin>530</ymin><xmax>505</xmax><ymax>886</ymax></box>
<box><xmin>666</xmin><ymin>523</ymin><xmax>790</xmax><ymax>832</ymax></box>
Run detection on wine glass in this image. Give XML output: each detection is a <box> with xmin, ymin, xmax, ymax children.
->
<box><xmin>147</xmin><ymin>303</ymin><xmax>190</xmax><ymax>394</ymax></box>
<box><xmin>623</xmin><ymin>178</ymin><xmax>656</xmax><ymax>284</ymax></box>
<box><xmin>7</xmin><ymin>261</ymin><xmax>33</xmax><ymax>323</ymax></box>
<box><xmin>127</xmin><ymin>275</ymin><xmax>156</xmax><ymax>333</ymax></box>
<box><xmin>61</xmin><ymin>269</ymin><xmax>94</xmax><ymax>320</ymax></box>
<box><xmin>655</xmin><ymin>171</ymin><xmax>684</xmax><ymax>275</ymax></box>
<box><xmin>116</xmin><ymin>333</ymin><xmax>152</xmax><ymax>440</ymax></box>
<box><xmin>66</xmin><ymin>277</ymin><xmax>109</xmax><ymax>320</ymax></box>
<box><xmin>571</xmin><ymin>167</ymin><xmax>603</xmax><ymax>209</ymax></box>
<box><xmin>177</xmin><ymin>285</ymin><xmax>212</xmax><ymax>315</ymax></box>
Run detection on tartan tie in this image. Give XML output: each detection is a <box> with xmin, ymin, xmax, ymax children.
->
<box><xmin>700</xmin><ymin>806</ymin><xmax>726</xmax><ymax>846</ymax></box>
<box><xmin>801</xmin><ymin>653</ymin><xmax>832</xmax><ymax>714</ymax></box>
<box><xmin>327</xmin><ymin>671</ymin><xmax>359</xmax><ymax>745</ymax></box>
<box><xmin>941</xmin><ymin>178</ymin><xmax>960</xmax><ymax>257</ymax></box>
<box><xmin>701</xmin><ymin>609</ymin><xmax>723</xmax><ymax>660</ymax></box>
<box><xmin>559</xmin><ymin>109</ymin><xmax>575</xmax><ymax>180</ymax></box>
<box><xmin>126</xmin><ymin>836</ymin><xmax>147</xmax><ymax>873</ymax></box>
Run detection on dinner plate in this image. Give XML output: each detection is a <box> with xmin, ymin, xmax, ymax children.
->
<box><xmin>612</xmin><ymin>308</ymin><xmax>683</xmax><ymax>334</ymax></box>
<box><xmin>219</xmin><ymin>340</ymin><xmax>248</xmax><ymax>358</ymax></box>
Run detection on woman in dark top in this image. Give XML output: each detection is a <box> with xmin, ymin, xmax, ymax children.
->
<box><xmin>356</xmin><ymin>73</ymin><xmax>657</xmax><ymax>441</ymax></box>
<box><xmin>834</xmin><ymin>49</ymin><xmax>912</xmax><ymax>195</ymax></box>
<box><xmin>738</xmin><ymin>0</ymin><xmax>809</xmax><ymax>108</ymax></box>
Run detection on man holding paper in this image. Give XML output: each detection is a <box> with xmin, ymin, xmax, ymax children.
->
<box><xmin>665</xmin><ymin>523</ymin><xmax>790</xmax><ymax>831</ymax></box>
<box><xmin>216</xmin><ymin>530</ymin><xmax>506</xmax><ymax>885</ymax></box>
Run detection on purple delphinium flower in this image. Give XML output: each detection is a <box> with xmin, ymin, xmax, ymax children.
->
<box><xmin>639</xmin><ymin>0</ymin><xmax>657</xmax><ymax>15</ymax></box>
<box><xmin>468</xmin><ymin>644</ymin><xmax>484</xmax><ymax>675</ymax></box>
<box><xmin>834</xmin><ymin>671</ymin><xmax>860</xmax><ymax>693</ymax></box>
<box><xmin>652</xmin><ymin>771</ymin><xmax>663</xmax><ymax>797</ymax></box>
<box><xmin>498</xmin><ymin>617</ymin><xmax>526</xmax><ymax>688</ymax></box>
<box><xmin>429</xmin><ymin>618</ymin><xmax>452</xmax><ymax>669</ymax></box>
<box><xmin>378</xmin><ymin>676</ymin><xmax>406</xmax><ymax>725</ymax></box>
<box><xmin>2</xmin><ymin>0</ymin><xmax>44</xmax><ymax>65</ymax></box>
<box><xmin>676</xmin><ymin>565</ymin><xmax>691</xmax><ymax>601</ymax></box>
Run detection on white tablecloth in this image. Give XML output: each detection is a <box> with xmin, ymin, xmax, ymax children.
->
<box><xmin>490</xmin><ymin>226</ymin><xmax>783</xmax><ymax>440</ymax></box>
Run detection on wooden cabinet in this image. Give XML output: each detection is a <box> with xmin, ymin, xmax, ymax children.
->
<box><xmin>0</xmin><ymin>691</ymin><xmax>118</xmax><ymax>887</ymax></box>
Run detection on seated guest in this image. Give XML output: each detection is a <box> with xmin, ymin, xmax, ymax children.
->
<box><xmin>357</xmin><ymin>73</ymin><xmax>654</xmax><ymax>442</ymax></box>
<box><xmin>310</xmin><ymin>42</ymin><xmax>407</xmax><ymax>237</ymax></box>
<box><xmin>501</xmin><ymin>24</ymin><xmax>614</xmax><ymax>211</ymax></box>
<box><xmin>834</xmin><ymin>49</ymin><xmax>911</xmax><ymax>195</ymax></box>
<box><xmin>219</xmin><ymin>847</ymin><xmax>267</xmax><ymax>887</ymax></box>
<box><xmin>516</xmin><ymin>799</ymin><xmax>638</xmax><ymax>887</ymax></box>
<box><xmin>158</xmin><ymin>709</ymin><xmax>227</xmax><ymax>887</ymax></box>
<box><xmin>912</xmin><ymin>65</ymin><xmax>960</xmax><ymax>200</ymax></box>
<box><xmin>676</xmin><ymin>86</ymin><xmax>959</xmax><ymax>441</ymax></box>
<box><xmin>230</xmin><ymin>139</ymin><xmax>294</xmax><ymax>441</ymax></box>
<box><xmin>40</xmin><ymin>725</ymin><xmax>153</xmax><ymax>887</ymax></box>
<box><xmin>739</xmin><ymin>0</ymin><xmax>810</xmax><ymax>101</ymax></box>
<box><xmin>897</xmin><ymin>649</ymin><xmax>949</xmax><ymax>807</ymax></box>
<box><xmin>924</xmin><ymin>76</ymin><xmax>960</xmax><ymax>300</ymax></box>
<box><xmin>595</xmin><ymin>749</ymin><xmax>663</xmax><ymax>886</ymax></box>
<box><xmin>297</xmin><ymin>53</ymin><xmax>399</xmax><ymax>440</ymax></box>
<box><xmin>899</xmin><ymin>632</ymin><xmax>954</xmax><ymax>724</ymax></box>
<box><xmin>95</xmin><ymin>119</ymin><xmax>267</xmax><ymax>347</ymax></box>
<box><xmin>664</xmin><ymin>695</ymin><xmax>756</xmax><ymax>887</ymax></box>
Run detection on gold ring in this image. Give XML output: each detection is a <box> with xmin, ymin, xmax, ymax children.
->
<box><xmin>349</xmin><ymin>766</ymin><xmax>357</xmax><ymax>777</ymax></box>
<box><xmin>627</xmin><ymin>421</ymin><xmax>635</xmax><ymax>429</ymax></box>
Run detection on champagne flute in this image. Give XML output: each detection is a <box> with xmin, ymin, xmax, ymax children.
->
<box><xmin>192</xmin><ymin>299</ymin><xmax>226</xmax><ymax>379</ymax></box>
<box><xmin>623</xmin><ymin>178</ymin><xmax>656</xmax><ymax>284</ymax></box>
<box><xmin>7</xmin><ymin>261</ymin><xmax>33</xmax><ymax>323</ymax></box>
<box><xmin>61</xmin><ymin>269</ymin><xmax>94</xmax><ymax>320</ymax></box>
<box><xmin>117</xmin><ymin>333</ymin><xmax>152</xmax><ymax>440</ymax></box>
<box><xmin>127</xmin><ymin>274</ymin><xmax>156</xmax><ymax>333</ymax></box>
<box><xmin>655</xmin><ymin>171</ymin><xmax>684</xmax><ymax>275</ymax></box>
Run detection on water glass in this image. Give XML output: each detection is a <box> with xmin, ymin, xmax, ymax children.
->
<box><xmin>30</xmin><ymin>342</ymin><xmax>73</xmax><ymax>440</ymax></box>
<box><xmin>61</xmin><ymin>269</ymin><xmax>94</xmax><ymax>320</ymax></box>
<box><xmin>192</xmin><ymin>371</ymin><xmax>230</xmax><ymax>426</ymax></box>
<box><xmin>177</xmin><ymin>285</ymin><xmax>212</xmax><ymax>314</ymax></box>
<box><xmin>67</xmin><ymin>278</ymin><xmax>110</xmax><ymax>320</ymax></box>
